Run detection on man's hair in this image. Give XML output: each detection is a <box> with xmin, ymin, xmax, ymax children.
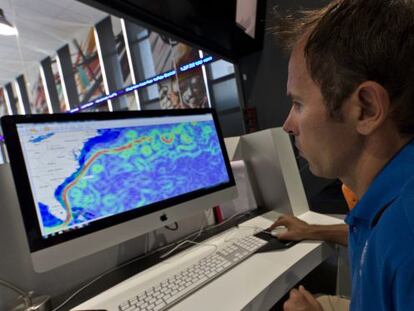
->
<box><xmin>272</xmin><ymin>0</ymin><xmax>414</xmax><ymax>135</ymax></box>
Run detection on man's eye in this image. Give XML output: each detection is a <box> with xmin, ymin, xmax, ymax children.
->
<box><xmin>292</xmin><ymin>101</ymin><xmax>302</xmax><ymax>110</ymax></box>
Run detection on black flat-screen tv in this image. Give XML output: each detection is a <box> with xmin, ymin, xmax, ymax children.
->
<box><xmin>78</xmin><ymin>0</ymin><xmax>266</xmax><ymax>61</ymax></box>
<box><xmin>1</xmin><ymin>108</ymin><xmax>236</xmax><ymax>272</ymax></box>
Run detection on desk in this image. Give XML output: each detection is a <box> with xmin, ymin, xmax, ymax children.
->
<box><xmin>72</xmin><ymin>211</ymin><xmax>343</xmax><ymax>311</ymax></box>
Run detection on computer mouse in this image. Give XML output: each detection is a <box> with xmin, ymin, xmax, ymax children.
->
<box><xmin>255</xmin><ymin>227</ymin><xmax>296</xmax><ymax>251</ymax></box>
<box><xmin>270</xmin><ymin>226</ymin><xmax>288</xmax><ymax>237</ymax></box>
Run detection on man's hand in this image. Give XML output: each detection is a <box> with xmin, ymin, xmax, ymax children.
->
<box><xmin>269</xmin><ymin>215</ymin><xmax>349</xmax><ymax>246</ymax></box>
<box><xmin>269</xmin><ymin>215</ymin><xmax>311</xmax><ymax>241</ymax></box>
<box><xmin>284</xmin><ymin>285</ymin><xmax>323</xmax><ymax>311</ymax></box>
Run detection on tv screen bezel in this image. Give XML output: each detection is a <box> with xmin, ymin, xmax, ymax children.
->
<box><xmin>1</xmin><ymin>108</ymin><xmax>235</xmax><ymax>253</ymax></box>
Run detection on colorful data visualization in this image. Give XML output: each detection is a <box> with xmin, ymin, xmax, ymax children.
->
<box><xmin>30</xmin><ymin>120</ymin><xmax>228</xmax><ymax>235</ymax></box>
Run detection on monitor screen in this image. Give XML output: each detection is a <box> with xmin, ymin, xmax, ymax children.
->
<box><xmin>2</xmin><ymin>109</ymin><xmax>236</xmax><ymax>272</ymax></box>
<box><xmin>79</xmin><ymin>0</ymin><xmax>266</xmax><ymax>61</ymax></box>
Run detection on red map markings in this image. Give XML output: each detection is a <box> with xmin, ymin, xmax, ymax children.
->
<box><xmin>161</xmin><ymin>134</ymin><xmax>174</xmax><ymax>144</ymax></box>
<box><xmin>60</xmin><ymin>136</ymin><xmax>152</xmax><ymax>225</ymax></box>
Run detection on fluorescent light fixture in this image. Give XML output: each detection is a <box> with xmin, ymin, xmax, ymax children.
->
<box><xmin>121</xmin><ymin>18</ymin><xmax>141</xmax><ymax>110</ymax></box>
<box><xmin>3</xmin><ymin>86</ymin><xmax>13</xmax><ymax>115</ymax></box>
<box><xmin>0</xmin><ymin>9</ymin><xmax>18</xmax><ymax>36</ymax></box>
<box><xmin>198</xmin><ymin>50</ymin><xmax>212</xmax><ymax>108</ymax></box>
<box><xmin>14</xmin><ymin>80</ymin><xmax>26</xmax><ymax>114</ymax></box>
<box><xmin>94</xmin><ymin>27</ymin><xmax>113</xmax><ymax>111</ymax></box>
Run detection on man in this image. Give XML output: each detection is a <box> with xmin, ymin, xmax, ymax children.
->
<box><xmin>270</xmin><ymin>0</ymin><xmax>414</xmax><ymax>310</ymax></box>
<box><xmin>270</xmin><ymin>185</ymin><xmax>357</xmax><ymax>247</ymax></box>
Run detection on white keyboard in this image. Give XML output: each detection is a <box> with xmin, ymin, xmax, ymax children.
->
<box><xmin>118</xmin><ymin>235</ymin><xmax>268</xmax><ymax>311</ymax></box>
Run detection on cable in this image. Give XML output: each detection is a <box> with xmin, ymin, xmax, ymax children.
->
<box><xmin>0</xmin><ymin>279</ymin><xmax>32</xmax><ymax>308</ymax></box>
<box><xmin>158</xmin><ymin>211</ymin><xmax>253</xmax><ymax>259</ymax></box>
<box><xmin>51</xmin><ymin>234</ymin><xmax>198</xmax><ymax>311</ymax></box>
<box><xmin>164</xmin><ymin>221</ymin><xmax>179</xmax><ymax>231</ymax></box>
<box><xmin>52</xmin><ymin>210</ymin><xmax>253</xmax><ymax>311</ymax></box>
<box><xmin>51</xmin><ymin>253</ymin><xmax>148</xmax><ymax>311</ymax></box>
<box><xmin>51</xmin><ymin>235</ymin><xmax>190</xmax><ymax>311</ymax></box>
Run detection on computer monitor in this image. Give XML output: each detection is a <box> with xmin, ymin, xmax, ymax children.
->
<box><xmin>1</xmin><ymin>108</ymin><xmax>236</xmax><ymax>272</ymax></box>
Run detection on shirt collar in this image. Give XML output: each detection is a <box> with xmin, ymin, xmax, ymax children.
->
<box><xmin>346</xmin><ymin>139</ymin><xmax>414</xmax><ymax>226</ymax></box>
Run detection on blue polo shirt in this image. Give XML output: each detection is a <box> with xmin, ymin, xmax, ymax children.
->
<box><xmin>345</xmin><ymin>139</ymin><xmax>414</xmax><ymax>311</ymax></box>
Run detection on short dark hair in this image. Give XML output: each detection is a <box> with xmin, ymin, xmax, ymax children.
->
<box><xmin>272</xmin><ymin>0</ymin><xmax>414</xmax><ymax>135</ymax></box>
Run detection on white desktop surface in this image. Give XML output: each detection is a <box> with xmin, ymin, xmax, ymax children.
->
<box><xmin>72</xmin><ymin>211</ymin><xmax>343</xmax><ymax>311</ymax></box>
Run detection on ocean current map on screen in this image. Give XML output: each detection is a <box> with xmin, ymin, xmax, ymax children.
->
<box><xmin>24</xmin><ymin>120</ymin><xmax>228</xmax><ymax>237</ymax></box>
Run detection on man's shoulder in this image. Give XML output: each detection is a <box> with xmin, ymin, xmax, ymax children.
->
<box><xmin>400</xmin><ymin>177</ymin><xmax>414</xmax><ymax>235</ymax></box>
<box><xmin>377</xmin><ymin>177</ymin><xmax>414</xmax><ymax>243</ymax></box>
<box><xmin>373</xmin><ymin>178</ymin><xmax>414</xmax><ymax>263</ymax></box>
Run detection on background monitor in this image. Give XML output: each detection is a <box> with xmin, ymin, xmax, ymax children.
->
<box><xmin>1</xmin><ymin>108</ymin><xmax>236</xmax><ymax>272</ymax></box>
<box><xmin>79</xmin><ymin>0</ymin><xmax>267</xmax><ymax>61</ymax></box>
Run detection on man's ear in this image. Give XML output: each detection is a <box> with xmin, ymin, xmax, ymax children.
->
<box><xmin>354</xmin><ymin>81</ymin><xmax>390</xmax><ymax>135</ymax></box>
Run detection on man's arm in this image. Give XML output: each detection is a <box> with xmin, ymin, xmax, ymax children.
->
<box><xmin>395</xmin><ymin>256</ymin><xmax>414</xmax><ymax>309</ymax></box>
<box><xmin>269</xmin><ymin>215</ymin><xmax>349</xmax><ymax>246</ymax></box>
<box><xmin>283</xmin><ymin>285</ymin><xmax>323</xmax><ymax>311</ymax></box>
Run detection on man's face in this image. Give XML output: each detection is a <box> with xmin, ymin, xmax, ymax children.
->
<box><xmin>283</xmin><ymin>45</ymin><xmax>360</xmax><ymax>179</ymax></box>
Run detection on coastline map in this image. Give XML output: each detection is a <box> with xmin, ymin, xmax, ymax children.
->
<box><xmin>19</xmin><ymin>118</ymin><xmax>229</xmax><ymax>238</ymax></box>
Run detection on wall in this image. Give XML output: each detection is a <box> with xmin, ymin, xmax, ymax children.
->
<box><xmin>238</xmin><ymin>0</ymin><xmax>333</xmax><ymax>201</ymax></box>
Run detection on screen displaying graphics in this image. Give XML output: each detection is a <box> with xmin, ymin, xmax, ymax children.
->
<box><xmin>2</xmin><ymin>109</ymin><xmax>236</xmax><ymax>271</ymax></box>
<box><xmin>16</xmin><ymin>114</ymin><xmax>229</xmax><ymax>239</ymax></box>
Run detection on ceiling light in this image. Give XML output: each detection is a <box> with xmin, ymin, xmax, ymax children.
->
<box><xmin>0</xmin><ymin>9</ymin><xmax>18</xmax><ymax>36</ymax></box>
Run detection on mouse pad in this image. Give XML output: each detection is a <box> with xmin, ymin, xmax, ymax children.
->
<box><xmin>254</xmin><ymin>231</ymin><xmax>297</xmax><ymax>252</ymax></box>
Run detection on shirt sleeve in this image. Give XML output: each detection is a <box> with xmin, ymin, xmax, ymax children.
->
<box><xmin>394</xmin><ymin>255</ymin><xmax>414</xmax><ymax>310</ymax></box>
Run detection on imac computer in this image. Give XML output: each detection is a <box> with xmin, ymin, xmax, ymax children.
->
<box><xmin>1</xmin><ymin>108</ymin><xmax>236</xmax><ymax>272</ymax></box>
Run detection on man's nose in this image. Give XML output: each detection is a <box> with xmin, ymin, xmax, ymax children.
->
<box><xmin>282</xmin><ymin>109</ymin><xmax>295</xmax><ymax>135</ymax></box>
